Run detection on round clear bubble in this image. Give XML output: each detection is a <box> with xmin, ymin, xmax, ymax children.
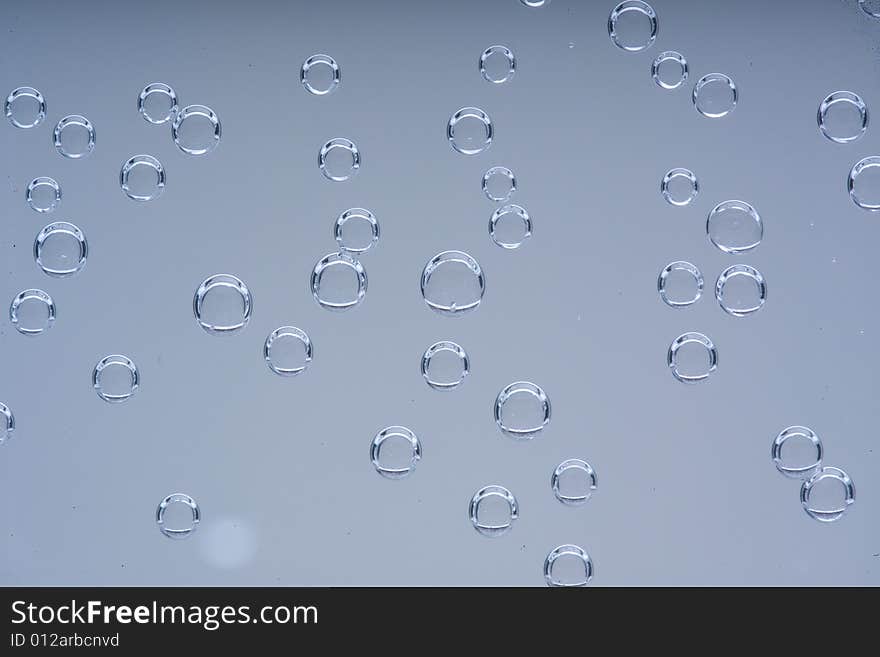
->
<box><xmin>859</xmin><ymin>0</ymin><xmax>880</xmax><ymax>19</ymax></box>
<box><xmin>480</xmin><ymin>45</ymin><xmax>516</xmax><ymax>84</ymax></box>
<box><xmin>800</xmin><ymin>466</ymin><xmax>855</xmax><ymax>523</ymax></box>
<box><xmin>551</xmin><ymin>459</ymin><xmax>597</xmax><ymax>506</ymax></box>
<box><xmin>172</xmin><ymin>105</ymin><xmax>221</xmax><ymax>155</ymax></box>
<box><xmin>310</xmin><ymin>252</ymin><xmax>367</xmax><ymax>311</ymax></box>
<box><xmin>156</xmin><ymin>493</ymin><xmax>200</xmax><ymax>539</ymax></box>
<box><xmin>667</xmin><ymin>332</ymin><xmax>717</xmax><ymax>383</ymax></box>
<box><xmin>5</xmin><ymin>87</ymin><xmax>46</xmax><ymax>128</ymax></box>
<box><xmin>715</xmin><ymin>264</ymin><xmax>766</xmax><ymax>317</ymax></box>
<box><xmin>706</xmin><ymin>200</ymin><xmax>763</xmax><ymax>254</ymax></box>
<box><xmin>420</xmin><ymin>251</ymin><xmax>485</xmax><ymax>316</ymax></box>
<box><xmin>34</xmin><ymin>221</ymin><xmax>88</xmax><ymax>277</ymax></box>
<box><xmin>137</xmin><ymin>82</ymin><xmax>178</xmax><ymax>124</ymax></box>
<box><xmin>0</xmin><ymin>402</ymin><xmax>14</xmax><ymax>446</ymax></box>
<box><xmin>26</xmin><ymin>177</ymin><xmax>61</xmax><ymax>213</ymax></box>
<box><xmin>494</xmin><ymin>381</ymin><xmax>551</xmax><ymax>439</ymax></box>
<box><xmin>468</xmin><ymin>485</ymin><xmax>519</xmax><ymax>537</ymax></box>
<box><xmin>652</xmin><ymin>51</ymin><xmax>688</xmax><ymax>90</ymax></box>
<box><xmin>447</xmin><ymin>107</ymin><xmax>493</xmax><ymax>155</ymax></box>
<box><xmin>120</xmin><ymin>155</ymin><xmax>165</xmax><ymax>201</ymax></box>
<box><xmin>9</xmin><ymin>289</ymin><xmax>55</xmax><ymax>335</ymax></box>
<box><xmin>193</xmin><ymin>274</ymin><xmax>253</xmax><ymax>335</ymax></box>
<box><xmin>657</xmin><ymin>261</ymin><xmax>703</xmax><ymax>307</ymax></box>
<box><xmin>661</xmin><ymin>168</ymin><xmax>699</xmax><ymax>206</ymax></box>
<box><xmin>817</xmin><ymin>91</ymin><xmax>868</xmax><ymax>144</ymax></box>
<box><xmin>264</xmin><ymin>326</ymin><xmax>312</xmax><ymax>376</ymax></box>
<box><xmin>92</xmin><ymin>354</ymin><xmax>139</xmax><ymax>403</ymax></box>
<box><xmin>301</xmin><ymin>54</ymin><xmax>340</xmax><ymax>96</ymax></box>
<box><xmin>847</xmin><ymin>156</ymin><xmax>880</xmax><ymax>210</ymax></box>
<box><xmin>370</xmin><ymin>426</ymin><xmax>421</xmax><ymax>479</ymax></box>
<box><xmin>608</xmin><ymin>1</ymin><xmax>658</xmax><ymax>52</ymax></box>
<box><xmin>489</xmin><ymin>204</ymin><xmax>532</xmax><ymax>249</ymax></box>
<box><xmin>693</xmin><ymin>73</ymin><xmax>737</xmax><ymax>118</ymax></box>
<box><xmin>544</xmin><ymin>544</ymin><xmax>594</xmax><ymax>587</ymax></box>
<box><xmin>319</xmin><ymin>137</ymin><xmax>360</xmax><ymax>181</ymax></box>
<box><xmin>334</xmin><ymin>208</ymin><xmax>379</xmax><ymax>254</ymax></box>
<box><xmin>772</xmin><ymin>426</ymin><xmax>823</xmax><ymax>479</ymax></box>
<box><xmin>421</xmin><ymin>341</ymin><xmax>470</xmax><ymax>390</ymax></box>
<box><xmin>482</xmin><ymin>166</ymin><xmax>516</xmax><ymax>202</ymax></box>
<box><xmin>53</xmin><ymin>115</ymin><xmax>95</xmax><ymax>159</ymax></box>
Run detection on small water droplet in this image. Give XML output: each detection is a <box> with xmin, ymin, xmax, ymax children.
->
<box><xmin>657</xmin><ymin>261</ymin><xmax>703</xmax><ymax>307</ymax></box>
<box><xmin>54</xmin><ymin>115</ymin><xmax>96</xmax><ymax>159</ymax></box>
<box><xmin>544</xmin><ymin>544</ymin><xmax>593</xmax><ymax>587</ymax></box>
<box><xmin>706</xmin><ymin>200</ymin><xmax>762</xmax><ymax>253</ymax></box>
<box><xmin>34</xmin><ymin>221</ymin><xmax>88</xmax><ymax>277</ymax></box>
<box><xmin>651</xmin><ymin>51</ymin><xmax>688</xmax><ymax>90</ymax></box>
<box><xmin>9</xmin><ymin>289</ymin><xmax>56</xmax><ymax>335</ymax></box>
<box><xmin>334</xmin><ymin>208</ymin><xmax>379</xmax><ymax>254</ymax></box>
<box><xmin>420</xmin><ymin>250</ymin><xmax>485</xmax><ymax>316</ymax></box>
<box><xmin>661</xmin><ymin>168</ymin><xmax>699</xmax><ymax>206</ymax></box>
<box><xmin>193</xmin><ymin>274</ymin><xmax>253</xmax><ymax>334</ymax></box>
<box><xmin>301</xmin><ymin>54</ymin><xmax>341</xmax><ymax>96</ymax></box>
<box><xmin>264</xmin><ymin>326</ymin><xmax>312</xmax><ymax>376</ymax></box>
<box><xmin>469</xmin><ymin>485</ymin><xmax>519</xmax><ymax>537</ymax></box>
<box><xmin>0</xmin><ymin>403</ymin><xmax>14</xmax><ymax>446</ymax></box>
<box><xmin>490</xmin><ymin>204</ymin><xmax>532</xmax><ymax>249</ymax></box>
<box><xmin>847</xmin><ymin>155</ymin><xmax>880</xmax><ymax>210</ymax></box>
<box><xmin>421</xmin><ymin>341</ymin><xmax>470</xmax><ymax>390</ymax></box>
<box><xmin>480</xmin><ymin>45</ymin><xmax>516</xmax><ymax>84</ymax></box>
<box><xmin>715</xmin><ymin>264</ymin><xmax>766</xmax><ymax>316</ymax></box>
<box><xmin>772</xmin><ymin>426</ymin><xmax>822</xmax><ymax>479</ymax></box>
<box><xmin>319</xmin><ymin>137</ymin><xmax>360</xmax><ymax>181</ymax></box>
<box><xmin>26</xmin><ymin>177</ymin><xmax>61</xmax><ymax>213</ymax></box>
<box><xmin>120</xmin><ymin>155</ymin><xmax>165</xmax><ymax>201</ymax></box>
<box><xmin>447</xmin><ymin>107</ymin><xmax>493</xmax><ymax>155</ymax></box>
<box><xmin>608</xmin><ymin>1</ymin><xmax>658</xmax><ymax>53</ymax></box>
<box><xmin>5</xmin><ymin>86</ymin><xmax>46</xmax><ymax>128</ymax></box>
<box><xmin>172</xmin><ymin>105</ymin><xmax>221</xmax><ymax>155</ymax></box>
<box><xmin>482</xmin><ymin>166</ymin><xmax>516</xmax><ymax>202</ymax></box>
<box><xmin>667</xmin><ymin>332</ymin><xmax>717</xmax><ymax>383</ymax></box>
<box><xmin>551</xmin><ymin>459</ymin><xmax>597</xmax><ymax>505</ymax></box>
<box><xmin>92</xmin><ymin>354</ymin><xmax>140</xmax><ymax>403</ymax></box>
<box><xmin>310</xmin><ymin>252</ymin><xmax>367</xmax><ymax>311</ymax></box>
<box><xmin>137</xmin><ymin>82</ymin><xmax>178</xmax><ymax>124</ymax></box>
<box><xmin>494</xmin><ymin>381</ymin><xmax>551</xmax><ymax>439</ymax></box>
<box><xmin>370</xmin><ymin>426</ymin><xmax>421</xmax><ymax>479</ymax></box>
<box><xmin>818</xmin><ymin>91</ymin><xmax>868</xmax><ymax>144</ymax></box>
<box><xmin>156</xmin><ymin>493</ymin><xmax>200</xmax><ymax>539</ymax></box>
<box><xmin>693</xmin><ymin>73</ymin><xmax>737</xmax><ymax>118</ymax></box>
<box><xmin>800</xmin><ymin>466</ymin><xmax>855</xmax><ymax>522</ymax></box>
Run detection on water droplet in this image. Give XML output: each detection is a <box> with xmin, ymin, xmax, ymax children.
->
<box><xmin>120</xmin><ymin>155</ymin><xmax>165</xmax><ymax>201</ymax></box>
<box><xmin>370</xmin><ymin>426</ymin><xmax>421</xmax><ymax>479</ymax></box>
<box><xmin>847</xmin><ymin>155</ymin><xmax>880</xmax><ymax>210</ymax></box>
<box><xmin>193</xmin><ymin>274</ymin><xmax>253</xmax><ymax>334</ymax></box>
<box><xmin>334</xmin><ymin>208</ymin><xmax>379</xmax><ymax>254</ymax></box>
<box><xmin>667</xmin><ymin>332</ymin><xmax>717</xmax><ymax>383</ymax></box>
<box><xmin>137</xmin><ymin>82</ymin><xmax>178</xmax><ymax>124</ymax></box>
<box><xmin>421</xmin><ymin>341</ymin><xmax>470</xmax><ymax>390</ymax></box>
<box><xmin>521</xmin><ymin>0</ymin><xmax>549</xmax><ymax>6</ymax></box>
<box><xmin>608</xmin><ymin>1</ymin><xmax>658</xmax><ymax>53</ymax></box>
<box><xmin>489</xmin><ymin>204</ymin><xmax>532</xmax><ymax>249</ymax></box>
<box><xmin>301</xmin><ymin>54</ymin><xmax>340</xmax><ymax>96</ymax></box>
<box><xmin>480</xmin><ymin>45</ymin><xmax>516</xmax><ymax>84</ymax></box>
<box><xmin>447</xmin><ymin>107</ymin><xmax>493</xmax><ymax>155</ymax></box>
<box><xmin>772</xmin><ymin>426</ymin><xmax>823</xmax><ymax>479</ymax></box>
<box><xmin>859</xmin><ymin>0</ymin><xmax>880</xmax><ymax>18</ymax></box>
<box><xmin>319</xmin><ymin>137</ymin><xmax>360</xmax><ymax>181</ymax></box>
<box><xmin>544</xmin><ymin>544</ymin><xmax>593</xmax><ymax>587</ymax></box>
<box><xmin>53</xmin><ymin>115</ymin><xmax>95</xmax><ymax>159</ymax></box>
<box><xmin>661</xmin><ymin>168</ymin><xmax>699</xmax><ymax>206</ymax></box>
<box><xmin>715</xmin><ymin>264</ymin><xmax>766</xmax><ymax>316</ymax></box>
<box><xmin>482</xmin><ymin>166</ymin><xmax>516</xmax><ymax>202</ymax></box>
<box><xmin>657</xmin><ymin>261</ymin><xmax>703</xmax><ymax>307</ymax></box>
<box><xmin>494</xmin><ymin>381</ymin><xmax>551</xmax><ymax>439</ymax></box>
<box><xmin>693</xmin><ymin>73</ymin><xmax>737</xmax><ymax>118</ymax></box>
<box><xmin>156</xmin><ymin>493</ymin><xmax>200</xmax><ymax>539</ymax></box>
<box><xmin>25</xmin><ymin>177</ymin><xmax>61</xmax><ymax>213</ymax></box>
<box><xmin>651</xmin><ymin>51</ymin><xmax>688</xmax><ymax>89</ymax></box>
<box><xmin>0</xmin><ymin>402</ymin><xmax>14</xmax><ymax>446</ymax></box>
<box><xmin>817</xmin><ymin>91</ymin><xmax>868</xmax><ymax>144</ymax></box>
<box><xmin>551</xmin><ymin>459</ymin><xmax>597</xmax><ymax>505</ymax></box>
<box><xmin>420</xmin><ymin>250</ymin><xmax>486</xmax><ymax>316</ymax></box>
<box><xmin>468</xmin><ymin>485</ymin><xmax>519</xmax><ymax>537</ymax></box>
<box><xmin>92</xmin><ymin>354</ymin><xmax>140</xmax><ymax>403</ymax></box>
<box><xmin>310</xmin><ymin>252</ymin><xmax>367</xmax><ymax>311</ymax></box>
<box><xmin>9</xmin><ymin>289</ymin><xmax>55</xmax><ymax>335</ymax></box>
<box><xmin>34</xmin><ymin>221</ymin><xmax>88</xmax><ymax>277</ymax></box>
<box><xmin>800</xmin><ymin>466</ymin><xmax>855</xmax><ymax>522</ymax></box>
<box><xmin>172</xmin><ymin>105</ymin><xmax>221</xmax><ymax>155</ymax></box>
<box><xmin>264</xmin><ymin>326</ymin><xmax>312</xmax><ymax>376</ymax></box>
<box><xmin>706</xmin><ymin>200</ymin><xmax>762</xmax><ymax>254</ymax></box>
<box><xmin>5</xmin><ymin>86</ymin><xmax>46</xmax><ymax>128</ymax></box>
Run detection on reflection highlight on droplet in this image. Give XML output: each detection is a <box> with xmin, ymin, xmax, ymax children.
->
<box><xmin>92</xmin><ymin>354</ymin><xmax>140</xmax><ymax>403</ymax></box>
<box><xmin>156</xmin><ymin>493</ymin><xmax>200</xmax><ymax>540</ymax></box>
<box><xmin>420</xmin><ymin>251</ymin><xmax>485</xmax><ymax>316</ymax></box>
<box><xmin>370</xmin><ymin>426</ymin><xmax>421</xmax><ymax>479</ymax></box>
<box><xmin>706</xmin><ymin>200</ymin><xmax>762</xmax><ymax>254</ymax></box>
<box><xmin>34</xmin><ymin>221</ymin><xmax>88</xmax><ymax>277</ymax></box>
<box><xmin>667</xmin><ymin>332</ymin><xmax>717</xmax><ymax>383</ymax></box>
<box><xmin>447</xmin><ymin>107</ymin><xmax>493</xmax><ymax>155</ymax></box>
<box><xmin>608</xmin><ymin>1</ymin><xmax>658</xmax><ymax>52</ymax></box>
<box><xmin>193</xmin><ymin>274</ymin><xmax>253</xmax><ymax>335</ymax></box>
<box><xmin>544</xmin><ymin>544</ymin><xmax>593</xmax><ymax>587</ymax></box>
<box><xmin>551</xmin><ymin>459</ymin><xmax>597</xmax><ymax>505</ymax></box>
<box><xmin>9</xmin><ymin>289</ymin><xmax>55</xmax><ymax>335</ymax></box>
<box><xmin>421</xmin><ymin>341</ymin><xmax>469</xmax><ymax>390</ymax></box>
<box><xmin>818</xmin><ymin>91</ymin><xmax>868</xmax><ymax>144</ymax></box>
<box><xmin>494</xmin><ymin>381</ymin><xmax>551</xmax><ymax>439</ymax></box>
<box><xmin>772</xmin><ymin>426</ymin><xmax>823</xmax><ymax>479</ymax></box>
<box><xmin>120</xmin><ymin>155</ymin><xmax>165</xmax><ymax>201</ymax></box>
<box><xmin>264</xmin><ymin>326</ymin><xmax>312</xmax><ymax>376</ymax></box>
<box><xmin>5</xmin><ymin>87</ymin><xmax>46</xmax><ymax>128</ymax></box>
<box><xmin>53</xmin><ymin>115</ymin><xmax>96</xmax><ymax>159</ymax></box>
<box><xmin>800</xmin><ymin>466</ymin><xmax>855</xmax><ymax>523</ymax></box>
<box><xmin>657</xmin><ymin>261</ymin><xmax>703</xmax><ymax>307</ymax></box>
<box><xmin>0</xmin><ymin>403</ymin><xmax>14</xmax><ymax>446</ymax></box>
<box><xmin>469</xmin><ymin>485</ymin><xmax>519</xmax><ymax>537</ymax></box>
<box><xmin>310</xmin><ymin>252</ymin><xmax>367</xmax><ymax>311</ymax></box>
<box><xmin>715</xmin><ymin>264</ymin><xmax>766</xmax><ymax>317</ymax></box>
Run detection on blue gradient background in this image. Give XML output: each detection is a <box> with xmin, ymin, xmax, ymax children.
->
<box><xmin>1</xmin><ymin>0</ymin><xmax>878</xmax><ymax>585</ymax></box>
